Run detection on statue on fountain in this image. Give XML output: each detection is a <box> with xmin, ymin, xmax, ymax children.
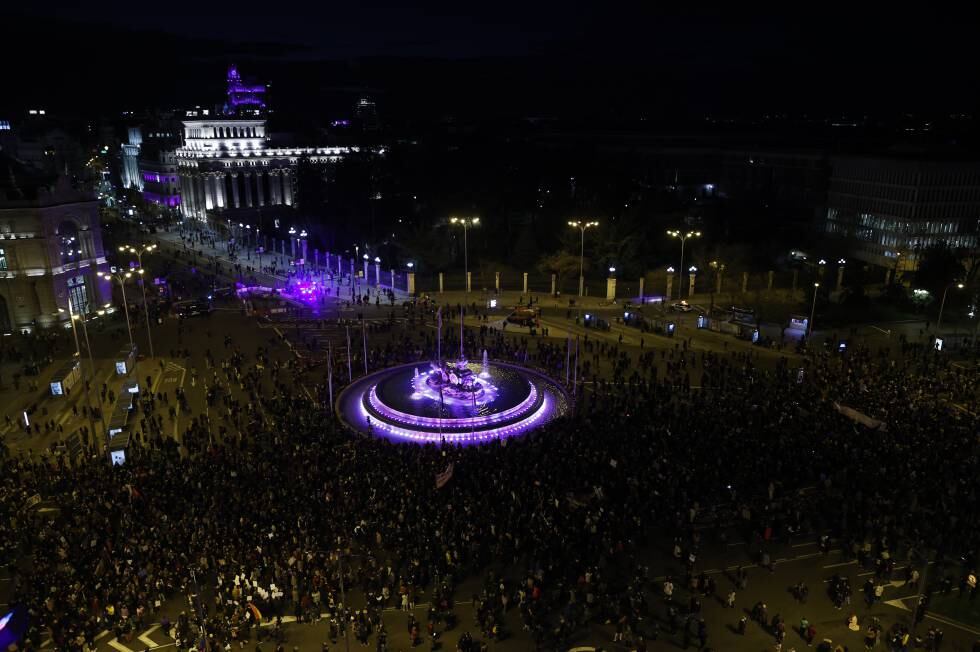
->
<box><xmin>426</xmin><ymin>358</ymin><xmax>485</xmax><ymax>399</ymax></box>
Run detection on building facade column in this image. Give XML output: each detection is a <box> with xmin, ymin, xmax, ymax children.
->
<box><xmin>184</xmin><ymin>174</ymin><xmax>194</xmax><ymax>217</ymax></box>
<box><xmin>216</xmin><ymin>172</ymin><xmax>227</xmax><ymax>209</ymax></box>
<box><xmin>283</xmin><ymin>172</ymin><xmax>293</xmax><ymax>206</ymax></box>
<box><xmin>204</xmin><ymin>174</ymin><xmax>215</xmax><ymax>211</ymax></box>
<box><xmin>231</xmin><ymin>172</ymin><xmax>241</xmax><ymax>208</ymax></box>
<box><xmin>270</xmin><ymin>170</ymin><xmax>282</xmax><ymax>205</ymax></box>
<box><xmin>244</xmin><ymin>171</ymin><xmax>254</xmax><ymax>208</ymax></box>
<box><xmin>256</xmin><ymin>169</ymin><xmax>266</xmax><ymax>206</ymax></box>
<box><xmin>194</xmin><ymin>175</ymin><xmax>205</xmax><ymax>218</ymax></box>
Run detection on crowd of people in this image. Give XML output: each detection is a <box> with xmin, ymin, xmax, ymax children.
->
<box><xmin>1</xmin><ymin>229</ymin><xmax>979</xmax><ymax>652</ymax></box>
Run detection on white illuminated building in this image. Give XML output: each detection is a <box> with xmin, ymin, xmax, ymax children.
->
<box><xmin>176</xmin><ymin>119</ymin><xmax>356</xmax><ymax>220</ymax></box>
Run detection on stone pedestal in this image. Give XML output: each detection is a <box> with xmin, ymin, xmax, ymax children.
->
<box><xmin>639</xmin><ymin>277</ymin><xmax>645</xmax><ymax>302</ymax></box>
<box><xmin>466</xmin><ymin>271</ymin><xmax>472</xmax><ymax>293</ymax></box>
<box><xmin>688</xmin><ymin>273</ymin><xmax>696</xmax><ymax>298</ymax></box>
<box><xmin>741</xmin><ymin>272</ymin><xmax>749</xmax><ymax>293</ymax></box>
<box><xmin>606</xmin><ymin>276</ymin><xmax>617</xmax><ymax>301</ymax></box>
<box><xmin>523</xmin><ymin>272</ymin><xmax>528</xmax><ymax>294</ymax></box>
<box><xmin>495</xmin><ymin>271</ymin><xmax>500</xmax><ymax>291</ymax></box>
<box><xmin>439</xmin><ymin>272</ymin><xmax>444</xmax><ymax>293</ymax></box>
<box><xmin>407</xmin><ymin>272</ymin><xmax>416</xmax><ymax>295</ymax></box>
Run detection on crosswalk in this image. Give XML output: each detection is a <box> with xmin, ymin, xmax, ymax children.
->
<box><xmin>106</xmin><ymin>624</ymin><xmax>173</xmax><ymax>652</ymax></box>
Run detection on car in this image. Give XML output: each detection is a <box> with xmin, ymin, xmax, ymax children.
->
<box><xmin>670</xmin><ymin>301</ymin><xmax>693</xmax><ymax>312</ymax></box>
<box><xmin>174</xmin><ymin>300</ymin><xmax>212</xmax><ymax>319</ymax></box>
<box><xmin>507</xmin><ymin>308</ymin><xmax>537</xmax><ymax>327</ymax></box>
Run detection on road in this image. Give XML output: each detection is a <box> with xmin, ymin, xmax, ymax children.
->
<box><xmin>2</xmin><ymin>230</ymin><xmax>978</xmax><ymax>651</ymax></box>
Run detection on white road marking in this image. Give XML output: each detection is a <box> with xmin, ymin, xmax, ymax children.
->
<box><xmin>823</xmin><ymin>560</ymin><xmax>857</xmax><ymax>569</ymax></box>
<box><xmin>108</xmin><ymin>638</ymin><xmax>136</xmax><ymax>652</ymax></box>
<box><xmin>139</xmin><ymin>625</ymin><xmax>161</xmax><ymax>647</ymax></box>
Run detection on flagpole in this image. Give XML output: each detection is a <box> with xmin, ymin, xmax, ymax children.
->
<box><xmin>459</xmin><ymin>306</ymin><xmax>464</xmax><ymax>360</ymax></box>
<box><xmin>437</xmin><ymin>307</ymin><xmax>442</xmax><ymax>365</ymax></box>
<box><xmin>328</xmin><ymin>342</ymin><xmax>334</xmax><ymax>414</ymax></box>
<box><xmin>362</xmin><ymin>317</ymin><xmax>368</xmax><ymax>375</ymax></box>
<box><xmin>346</xmin><ymin>326</ymin><xmax>352</xmax><ymax>382</ymax></box>
<box><xmin>565</xmin><ymin>333</ymin><xmax>571</xmax><ymax>386</ymax></box>
<box><xmin>573</xmin><ymin>335</ymin><xmax>579</xmax><ymax>390</ymax></box>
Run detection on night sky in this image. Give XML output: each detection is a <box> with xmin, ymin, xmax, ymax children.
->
<box><xmin>2</xmin><ymin>3</ymin><xmax>977</xmax><ymax>120</ymax></box>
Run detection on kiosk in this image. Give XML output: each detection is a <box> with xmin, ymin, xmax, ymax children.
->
<box><xmin>115</xmin><ymin>345</ymin><xmax>137</xmax><ymax>375</ymax></box>
<box><xmin>108</xmin><ymin>431</ymin><xmax>131</xmax><ymax>465</ymax></box>
<box><xmin>50</xmin><ymin>360</ymin><xmax>81</xmax><ymax>396</ymax></box>
<box><xmin>106</xmin><ymin>382</ymin><xmax>139</xmax><ymax>440</ymax></box>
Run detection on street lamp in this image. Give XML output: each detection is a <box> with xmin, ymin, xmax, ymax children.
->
<box><xmin>709</xmin><ymin>260</ymin><xmax>726</xmax><ymax>315</ymax></box>
<box><xmin>119</xmin><ymin>244</ymin><xmax>157</xmax><ymax>358</ymax></box>
<box><xmin>808</xmin><ymin>282</ymin><xmax>820</xmax><ymax>340</ymax></box>
<box><xmin>936</xmin><ymin>282</ymin><xmax>965</xmax><ymax>332</ymax></box>
<box><xmin>667</xmin><ymin>229</ymin><xmax>701</xmax><ymax>299</ymax></box>
<box><xmin>99</xmin><ymin>268</ymin><xmax>136</xmax><ymax>350</ymax></box>
<box><xmin>58</xmin><ymin>306</ymin><xmax>103</xmax><ymax>443</ymax></box>
<box><xmin>568</xmin><ymin>220</ymin><xmax>599</xmax><ymax>297</ymax></box>
<box><xmin>450</xmin><ymin>216</ymin><xmax>479</xmax><ymax>292</ymax></box>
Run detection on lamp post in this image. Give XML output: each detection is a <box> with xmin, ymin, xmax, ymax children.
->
<box><xmin>807</xmin><ymin>282</ymin><xmax>820</xmax><ymax>341</ymax></box>
<box><xmin>58</xmin><ymin>304</ymin><xmax>104</xmax><ymax>442</ymax></box>
<box><xmin>709</xmin><ymin>260</ymin><xmax>725</xmax><ymax>315</ymax></box>
<box><xmin>936</xmin><ymin>282</ymin><xmax>965</xmax><ymax>332</ymax></box>
<box><xmin>99</xmin><ymin>269</ymin><xmax>136</xmax><ymax>351</ymax></box>
<box><xmin>568</xmin><ymin>220</ymin><xmax>599</xmax><ymax>297</ymax></box>
<box><xmin>450</xmin><ymin>216</ymin><xmax>479</xmax><ymax>292</ymax></box>
<box><xmin>119</xmin><ymin>244</ymin><xmax>157</xmax><ymax>358</ymax></box>
<box><xmin>667</xmin><ymin>229</ymin><xmax>701</xmax><ymax>299</ymax></box>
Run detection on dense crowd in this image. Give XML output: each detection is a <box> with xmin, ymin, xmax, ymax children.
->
<box><xmin>1</xmin><ymin>235</ymin><xmax>979</xmax><ymax>652</ymax></box>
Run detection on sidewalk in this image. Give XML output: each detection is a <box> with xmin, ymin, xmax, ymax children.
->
<box><xmin>1</xmin><ymin>352</ymin><xmax>167</xmax><ymax>457</ymax></box>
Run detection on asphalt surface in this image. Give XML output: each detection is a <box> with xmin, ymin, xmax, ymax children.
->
<box><xmin>2</xmin><ymin>227</ymin><xmax>979</xmax><ymax>651</ymax></box>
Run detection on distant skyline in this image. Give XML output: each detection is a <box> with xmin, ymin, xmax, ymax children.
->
<box><xmin>2</xmin><ymin>4</ymin><xmax>978</xmax><ymax>120</ymax></box>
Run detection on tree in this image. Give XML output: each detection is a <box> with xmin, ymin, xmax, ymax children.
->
<box><xmin>537</xmin><ymin>252</ymin><xmax>582</xmax><ymax>282</ymax></box>
<box><xmin>915</xmin><ymin>242</ymin><xmax>965</xmax><ymax>295</ymax></box>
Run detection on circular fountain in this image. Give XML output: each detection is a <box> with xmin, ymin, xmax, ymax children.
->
<box><xmin>336</xmin><ymin>354</ymin><xmax>570</xmax><ymax>445</ymax></box>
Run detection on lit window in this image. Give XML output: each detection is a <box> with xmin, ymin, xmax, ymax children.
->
<box><xmin>0</xmin><ymin>247</ymin><xmax>6</xmax><ymax>270</ymax></box>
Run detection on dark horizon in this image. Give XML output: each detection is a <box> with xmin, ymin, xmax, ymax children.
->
<box><xmin>3</xmin><ymin>5</ymin><xmax>979</xmax><ymax>123</ymax></box>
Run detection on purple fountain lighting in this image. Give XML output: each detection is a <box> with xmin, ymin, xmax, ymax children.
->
<box><xmin>337</xmin><ymin>360</ymin><xmax>570</xmax><ymax>445</ymax></box>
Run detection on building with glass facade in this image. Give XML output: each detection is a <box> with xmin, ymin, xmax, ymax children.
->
<box><xmin>825</xmin><ymin>156</ymin><xmax>980</xmax><ymax>273</ymax></box>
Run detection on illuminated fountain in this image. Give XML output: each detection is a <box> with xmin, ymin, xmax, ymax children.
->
<box><xmin>337</xmin><ymin>312</ymin><xmax>570</xmax><ymax>445</ymax></box>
